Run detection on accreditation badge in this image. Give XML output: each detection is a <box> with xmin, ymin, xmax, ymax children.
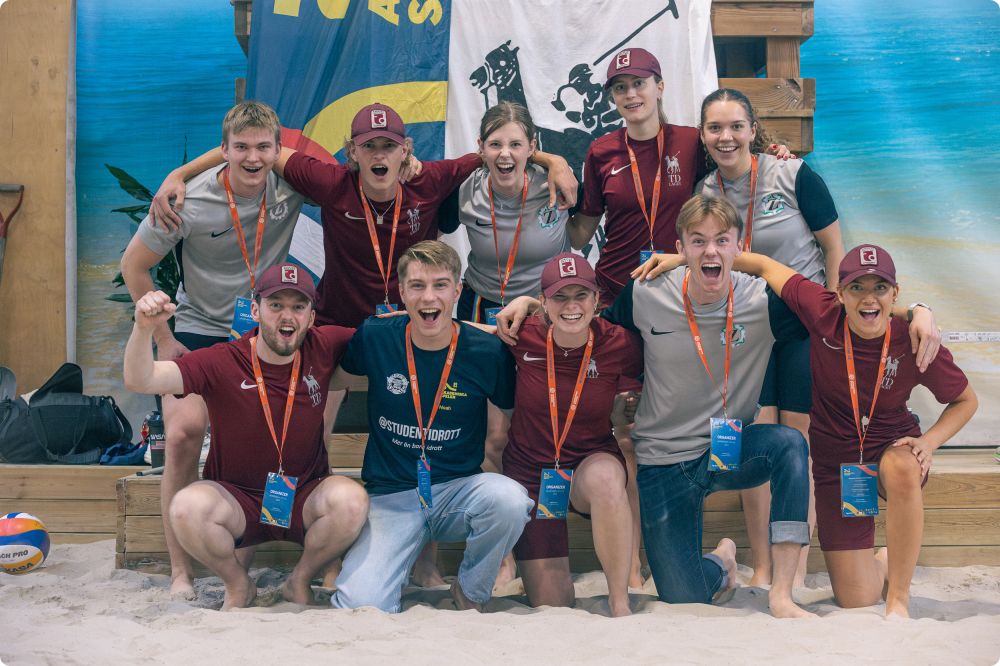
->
<box><xmin>376</xmin><ymin>303</ymin><xmax>400</xmax><ymax>315</ymax></box>
<box><xmin>416</xmin><ymin>458</ymin><xmax>433</xmax><ymax>509</ymax></box>
<box><xmin>484</xmin><ymin>306</ymin><xmax>503</xmax><ymax>326</ymax></box>
<box><xmin>229</xmin><ymin>297</ymin><xmax>256</xmax><ymax>341</ymax></box>
<box><xmin>840</xmin><ymin>463</ymin><xmax>879</xmax><ymax>517</ymax></box>
<box><xmin>639</xmin><ymin>249</ymin><xmax>665</xmax><ymax>266</ymax></box>
<box><xmin>536</xmin><ymin>468</ymin><xmax>573</xmax><ymax>519</ymax></box>
<box><xmin>709</xmin><ymin>418</ymin><xmax>742</xmax><ymax>471</ymax></box>
<box><xmin>261</xmin><ymin>471</ymin><xmax>298</xmax><ymax>528</ymax></box>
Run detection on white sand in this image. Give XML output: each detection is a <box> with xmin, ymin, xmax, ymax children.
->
<box><xmin>1</xmin><ymin>541</ymin><xmax>998</xmax><ymax>665</ymax></box>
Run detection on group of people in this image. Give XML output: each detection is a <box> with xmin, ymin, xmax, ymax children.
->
<box><xmin>121</xmin><ymin>47</ymin><xmax>977</xmax><ymax>619</ymax></box>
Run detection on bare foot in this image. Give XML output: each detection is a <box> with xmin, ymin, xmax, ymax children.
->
<box><xmin>411</xmin><ymin>554</ymin><xmax>446</xmax><ymax>588</ymax></box>
<box><xmin>321</xmin><ymin>559</ymin><xmax>342</xmax><ymax>590</ymax></box>
<box><xmin>450</xmin><ymin>579</ymin><xmax>484</xmax><ymax>612</ymax></box>
<box><xmin>221</xmin><ymin>574</ymin><xmax>257</xmax><ymax>611</ymax></box>
<box><xmin>748</xmin><ymin>569</ymin><xmax>772</xmax><ymax>588</ymax></box>
<box><xmin>768</xmin><ymin>591</ymin><xmax>816</xmax><ymax>618</ymax></box>
<box><xmin>280</xmin><ymin>574</ymin><xmax>316</xmax><ymax>606</ymax></box>
<box><xmin>608</xmin><ymin>594</ymin><xmax>632</xmax><ymax>618</ymax></box>
<box><xmin>492</xmin><ymin>553</ymin><xmax>517</xmax><ymax>592</ymax></box>
<box><xmin>711</xmin><ymin>538</ymin><xmax>739</xmax><ymax>604</ymax></box>
<box><xmin>169</xmin><ymin>573</ymin><xmax>197</xmax><ymax>601</ymax></box>
<box><xmin>884</xmin><ymin>597</ymin><xmax>911</xmax><ymax>619</ymax></box>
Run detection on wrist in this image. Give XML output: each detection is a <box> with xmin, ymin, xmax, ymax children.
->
<box><xmin>907</xmin><ymin>302</ymin><xmax>931</xmax><ymax>322</ymax></box>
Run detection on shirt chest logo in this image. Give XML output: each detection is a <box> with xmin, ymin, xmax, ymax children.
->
<box><xmin>387</xmin><ymin>372</ymin><xmax>409</xmax><ymax>395</ymax></box>
<box><xmin>882</xmin><ymin>355</ymin><xmax>900</xmax><ymax>390</ymax></box>
<box><xmin>759</xmin><ymin>193</ymin><xmax>786</xmax><ymax>217</ymax></box>
<box><xmin>269</xmin><ymin>200</ymin><xmax>290</xmax><ymax>223</ymax></box>
<box><xmin>537</xmin><ymin>204</ymin><xmax>559</xmax><ymax>229</ymax></box>
<box><xmin>666</xmin><ymin>152</ymin><xmax>683</xmax><ymax>187</ymax></box>
<box><xmin>303</xmin><ymin>370</ymin><xmax>323</xmax><ymax>407</ymax></box>
<box><xmin>407</xmin><ymin>207</ymin><xmax>422</xmax><ymax>234</ymax></box>
<box><xmin>721</xmin><ymin>323</ymin><xmax>746</xmax><ymax>347</ymax></box>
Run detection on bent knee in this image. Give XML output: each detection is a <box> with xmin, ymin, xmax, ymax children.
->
<box><xmin>576</xmin><ymin>459</ymin><xmax>627</xmax><ymax>499</ymax></box>
<box><xmin>315</xmin><ymin>478</ymin><xmax>370</xmax><ymax>525</ymax></box>
<box><xmin>169</xmin><ymin>483</ymin><xmax>219</xmax><ymax>525</ymax></box>
<box><xmin>480</xmin><ymin>474</ymin><xmax>533</xmax><ymax>519</ymax></box>
<box><xmin>879</xmin><ymin>448</ymin><xmax>922</xmax><ymax>490</ymax></box>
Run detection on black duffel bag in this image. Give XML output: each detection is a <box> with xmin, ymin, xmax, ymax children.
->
<box><xmin>0</xmin><ymin>363</ymin><xmax>132</xmax><ymax>464</ymax></box>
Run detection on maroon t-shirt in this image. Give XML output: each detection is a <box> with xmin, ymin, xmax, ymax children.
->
<box><xmin>579</xmin><ymin>124</ymin><xmax>703</xmax><ymax>299</ymax></box>
<box><xmin>283</xmin><ymin>152</ymin><xmax>481</xmax><ymax>327</ymax></box>
<box><xmin>780</xmin><ymin>275</ymin><xmax>969</xmax><ymax>470</ymax></box>
<box><xmin>504</xmin><ymin>316</ymin><xmax>643</xmax><ymax>482</ymax></box>
<box><xmin>175</xmin><ymin>325</ymin><xmax>354</xmax><ymax>494</ymax></box>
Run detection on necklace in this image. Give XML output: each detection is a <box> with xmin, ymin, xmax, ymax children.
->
<box><xmin>366</xmin><ymin>196</ymin><xmax>396</xmax><ymax>225</ymax></box>
<box><xmin>553</xmin><ymin>339</ymin><xmax>584</xmax><ymax>357</ymax></box>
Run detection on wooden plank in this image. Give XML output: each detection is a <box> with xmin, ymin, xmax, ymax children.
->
<box><xmin>766</xmin><ymin>36</ymin><xmax>801</xmax><ymax>78</ymax></box>
<box><xmin>719</xmin><ymin>78</ymin><xmax>815</xmax><ymax>116</ymax></box>
<box><xmin>232</xmin><ymin>0</ymin><xmax>252</xmax><ymax>55</ymax></box>
<box><xmin>51</xmin><ymin>533</ymin><xmax>116</xmax><ymax>545</ymax></box>
<box><xmin>0</xmin><ymin>499</ymin><xmax>117</xmax><ymax>533</ymax></box>
<box><xmin>0</xmin><ymin>465</ymin><xmax>144</xmax><ymax>500</ymax></box>
<box><xmin>327</xmin><ymin>434</ymin><xmax>367</xmax><ymax>468</ymax></box>
<box><xmin>711</xmin><ymin>3</ymin><xmax>811</xmax><ymax>38</ymax></box>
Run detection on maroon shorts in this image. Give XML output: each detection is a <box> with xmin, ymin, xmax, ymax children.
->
<box><xmin>507</xmin><ymin>453</ymin><xmax>627</xmax><ymax>561</ymax></box>
<box><xmin>814</xmin><ymin>448</ymin><xmax>928</xmax><ymax>552</ymax></box>
<box><xmin>216</xmin><ymin>476</ymin><xmax>326</xmax><ymax>548</ymax></box>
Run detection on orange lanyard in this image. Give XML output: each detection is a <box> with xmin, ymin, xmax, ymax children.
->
<box><xmin>488</xmin><ymin>171</ymin><xmax>529</xmax><ymax>305</ymax></box>
<box><xmin>624</xmin><ymin>126</ymin><xmax>664</xmax><ymax>250</ymax></box>
<box><xmin>682</xmin><ymin>271</ymin><xmax>734</xmax><ymax>417</ymax></box>
<box><xmin>405</xmin><ymin>322</ymin><xmax>459</xmax><ymax>460</ymax></box>
<box><xmin>249</xmin><ymin>336</ymin><xmax>301</xmax><ymax>475</ymax></box>
<box><xmin>358</xmin><ymin>180</ymin><xmax>403</xmax><ymax>305</ymax></box>
<box><xmin>715</xmin><ymin>153</ymin><xmax>758</xmax><ymax>252</ymax></box>
<box><xmin>223</xmin><ymin>168</ymin><xmax>267</xmax><ymax>294</ymax></box>
<box><xmin>843</xmin><ymin>318</ymin><xmax>892</xmax><ymax>463</ymax></box>
<box><xmin>546</xmin><ymin>327</ymin><xmax>594</xmax><ymax>469</ymax></box>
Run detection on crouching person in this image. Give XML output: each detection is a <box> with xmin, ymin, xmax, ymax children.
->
<box><xmin>123</xmin><ymin>264</ymin><xmax>369</xmax><ymax>609</ymax></box>
<box><xmin>330</xmin><ymin>240</ymin><xmax>533</xmax><ymax>613</ymax></box>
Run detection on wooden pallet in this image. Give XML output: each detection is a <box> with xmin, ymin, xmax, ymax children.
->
<box><xmin>231</xmin><ymin>0</ymin><xmax>816</xmax><ymax>154</ymax></box>
<box><xmin>0</xmin><ymin>464</ymin><xmax>146</xmax><ymax>544</ymax></box>
<box><xmin>115</xmin><ymin>450</ymin><xmax>1000</xmax><ymax>575</ymax></box>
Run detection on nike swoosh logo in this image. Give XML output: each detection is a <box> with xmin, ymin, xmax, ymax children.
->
<box><xmin>523</xmin><ymin>353</ymin><xmax>545</xmax><ymax>362</ymax></box>
<box><xmin>650</xmin><ymin>328</ymin><xmax>675</xmax><ymax>335</ymax></box>
<box><xmin>822</xmin><ymin>337</ymin><xmax>844</xmax><ymax>351</ymax></box>
<box><xmin>474</xmin><ymin>220</ymin><xmax>492</xmax><ymax>227</ymax></box>
<box><xmin>240</xmin><ymin>380</ymin><xmax>257</xmax><ymax>390</ymax></box>
<box><xmin>211</xmin><ymin>226</ymin><xmax>233</xmax><ymax>238</ymax></box>
<box><xmin>610</xmin><ymin>164</ymin><xmax>629</xmax><ymax>175</ymax></box>
<box><xmin>345</xmin><ymin>212</ymin><xmax>364</xmax><ymax>220</ymax></box>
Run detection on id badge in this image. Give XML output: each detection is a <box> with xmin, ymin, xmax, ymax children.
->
<box><xmin>484</xmin><ymin>306</ymin><xmax>502</xmax><ymax>326</ymax></box>
<box><xmin>709</xmin><ymin>418</ymin><xmax>742</xmax><ymax>471</ymax></box>
<box><xmin>261</xmin><ymin>471</ymin><xmax>298</xmax><ymax>528</ymax></box>
<box><xmin>841</xmin><ymin>463</ymin><xmax>879</xmax><ymax>517</ymax></box>
<box><xmin>639</xmin><ymin>249</ymin><xmax>664</xmax><ymax>265</ymax></box>
<box><xmin>376</xmin><ymin>303</ymin><xmax>399</xmax><ymax>315</ymax></box>
<box><xmin>536</xmin><ymin>468</ymin><xmax>573</xmax><ymax>519</ymax></box>
<box><xmin>416</xmin><ymin>458</ymin><xmax>433</xmax><ymax>509</ymax></box>
<box><xmin>229</xmin><ymin>297</ymin><xmax>256</xmax><ymax>341</ymax></box>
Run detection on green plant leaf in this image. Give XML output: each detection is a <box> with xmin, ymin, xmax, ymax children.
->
<box><xmin>106</xmin><ymin>293</ymin><xmax>135</xmax><ymax>303</ymax></box>
<box><xmin>105</xmin><ymin>164</ymin><xmax>154</xmax><ymax>202</ymax></box>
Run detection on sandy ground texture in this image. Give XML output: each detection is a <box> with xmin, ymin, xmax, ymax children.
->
<box><xmin>0</xmin><ymin>540</ymin><xmax>998</xmax><ymax>665</ymax></box>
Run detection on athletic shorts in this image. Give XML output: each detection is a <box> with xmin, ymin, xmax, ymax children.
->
<box><xmin>758</xmin><ymin>337</ymin><xmax>812</xmax><ymax>413</ymax></box>
<box><xmin>173</xmin><ymin>331</ymin><xmax>229</xmax><ymax>352</ymax></box>
<box><xmin>814</xmin><ymin>448</ymin><xmax>928</xmax><ymax>552</ymax></box>
<box><xmin>456</xmin><ymin>283</ymin><xmax>502</xmax><ymax>323</ymax></box>
<box><xmin>508</xmin><ymin>453</ymin><xmax>626</xmax><ymax>561</ymax></box>
<box><xmin>215</xmin><ymin>476</ymin><xmax>326</xmax><ymax>548</ymax></box>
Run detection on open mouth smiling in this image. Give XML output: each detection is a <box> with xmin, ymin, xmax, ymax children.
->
<box><xmin>701</xmin><ymin>262</ymin><xmax>722</xmax><ymax>279</ymax></box>
<box><xmin>418</xmin><ymin>308</ymin><xmax>441</xmax><ymax>322</ymax></box>
<box><xmin>371</xmin><ymin>165</ymin><xmax>389</xmax><ymax>177</ymax></box>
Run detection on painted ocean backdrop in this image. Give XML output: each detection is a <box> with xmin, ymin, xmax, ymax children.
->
<box><xmin>76</xmin><ymin>0</ymin><xmax>999</xmax><ymax>442</ymax></box>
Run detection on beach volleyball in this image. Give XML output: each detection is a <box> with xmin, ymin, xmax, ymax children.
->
<box><xmin>0</xmin><ymin>512</ymin><xmax>51</xmax><ymax>575</ymax></box>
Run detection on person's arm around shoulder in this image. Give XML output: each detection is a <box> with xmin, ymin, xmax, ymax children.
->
<box><xmin>495</xmin><ymin>295</ymin><xmax>541</xmax><ymax>345</ymax></box>
<box><xmin>814</xmin><ymin>222</ymin><xmax>845</xmax><ymax>289</ymax></box>
<box><xmin>120</xmin><ymin>234</ymin><xmax>189</xmax><ymax>363</ymax></box>
<box><xmin>891</xmin><ymin>384</ymin><xmax>978</xmax><ymax>476</ymax></box>
<box><xmin>328</xmin><ymin>366</ymin><xmax>368</xmax><ymax>392</ymax></box>
<box><xmin>631</xmin><ymin>252</ymin><xmax>687</xmax><ymax>282</ymax></box>
<box><xmin>732</xmin><ymin>252</ymin><xmax>799</xmax><ymax>295</ymax></box>
<box><xmin>891</xmin><ymin>303</ymin><xmax>940</xmax><ymax>372</ymax></box>
<box><xmin>567</xmin><ymin>212</ymin><xmax>602</xmax><ymax>251</ymax></box>
<box><xmin>123</xmin><ymin>291</ymin><xmax>184</xmax><ymax>396</ymax></box>
<box><xmin>530</xmin><ymin>150</ymin><xmax>578</xmax><ymax>210</ymax></box>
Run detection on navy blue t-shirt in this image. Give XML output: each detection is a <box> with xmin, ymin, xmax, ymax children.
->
<box><xmin>340</xmin><ymin>316</ymin><xmax>516</xmax><ymax>496</ymax></box>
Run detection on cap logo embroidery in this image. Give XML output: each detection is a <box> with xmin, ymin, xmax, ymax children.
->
<box><xmin>558</xmin><ymin>257</ymin><xmax>577</xmax><ymax>278</ymax></box>
<box><xmin>281</xmin><ymin>266</ymin><xmax>298</xmax><ymax>283</ymax></box>
<box><xmin>860</xmin><ymin>247</ymin><xmax>878</xmax><ymax>266</ymax></box>
<box><xmin>371</xmin><ymin>109</ymin><xmax>387</xmax><ymax>129</ymax></box>
<box><xmin>615</xmin><ymin>50</ymin><xmax>631</xmax><ymax>70</ymax></box>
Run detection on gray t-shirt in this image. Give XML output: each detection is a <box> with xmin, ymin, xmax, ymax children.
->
<box><xmin>135</xmin><ymin>165</ymin><xmax>304</xmax><ymax>336</ymax></box>
<box><xmin>603</xmin><ymin>269</ymin><xmax>804</xmax><ymax>465</ymax></box>
<box><xmin>455</xmin><ymin>164</ymin><xmax>569</xmax><ymax>302</ymax></box>
<box><xmin>698</xmin><ymin>154</ymin><xmax>838</xmax><ymax>285</ymax></box>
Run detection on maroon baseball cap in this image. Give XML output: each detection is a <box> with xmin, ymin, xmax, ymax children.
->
<box><xmin>541</xmin><ymin>253</ymin><xmax>598</xmax><ymax>298</ymax></box>
<box><xmin>351</xmin><ymin>103</ymin><xmax>406</xmax><ymax>145</ymax></box>
<box><xmin>839</xmin><ymin>244</ymin><xmax>897</xmax><ymax>286</ymax></box>
<box><xmin>605</xmin><ymin>47</ymin><xmax>662</xmax><ymax>88</ymax></box>
<box><xmin>256</xmin><ymin>263</ymin><xmax>316</xmax><ymax>303</ymax></box>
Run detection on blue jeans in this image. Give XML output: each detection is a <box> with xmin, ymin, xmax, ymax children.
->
<box><xmin>331</xmin><ymin>472</ymin><xmax>532</xmax><ymax>612</ymax></box>
<box><xmin>637</xmin><ymin>423</ymin><xmax>809</xmax><ymax>604</ymax></box>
